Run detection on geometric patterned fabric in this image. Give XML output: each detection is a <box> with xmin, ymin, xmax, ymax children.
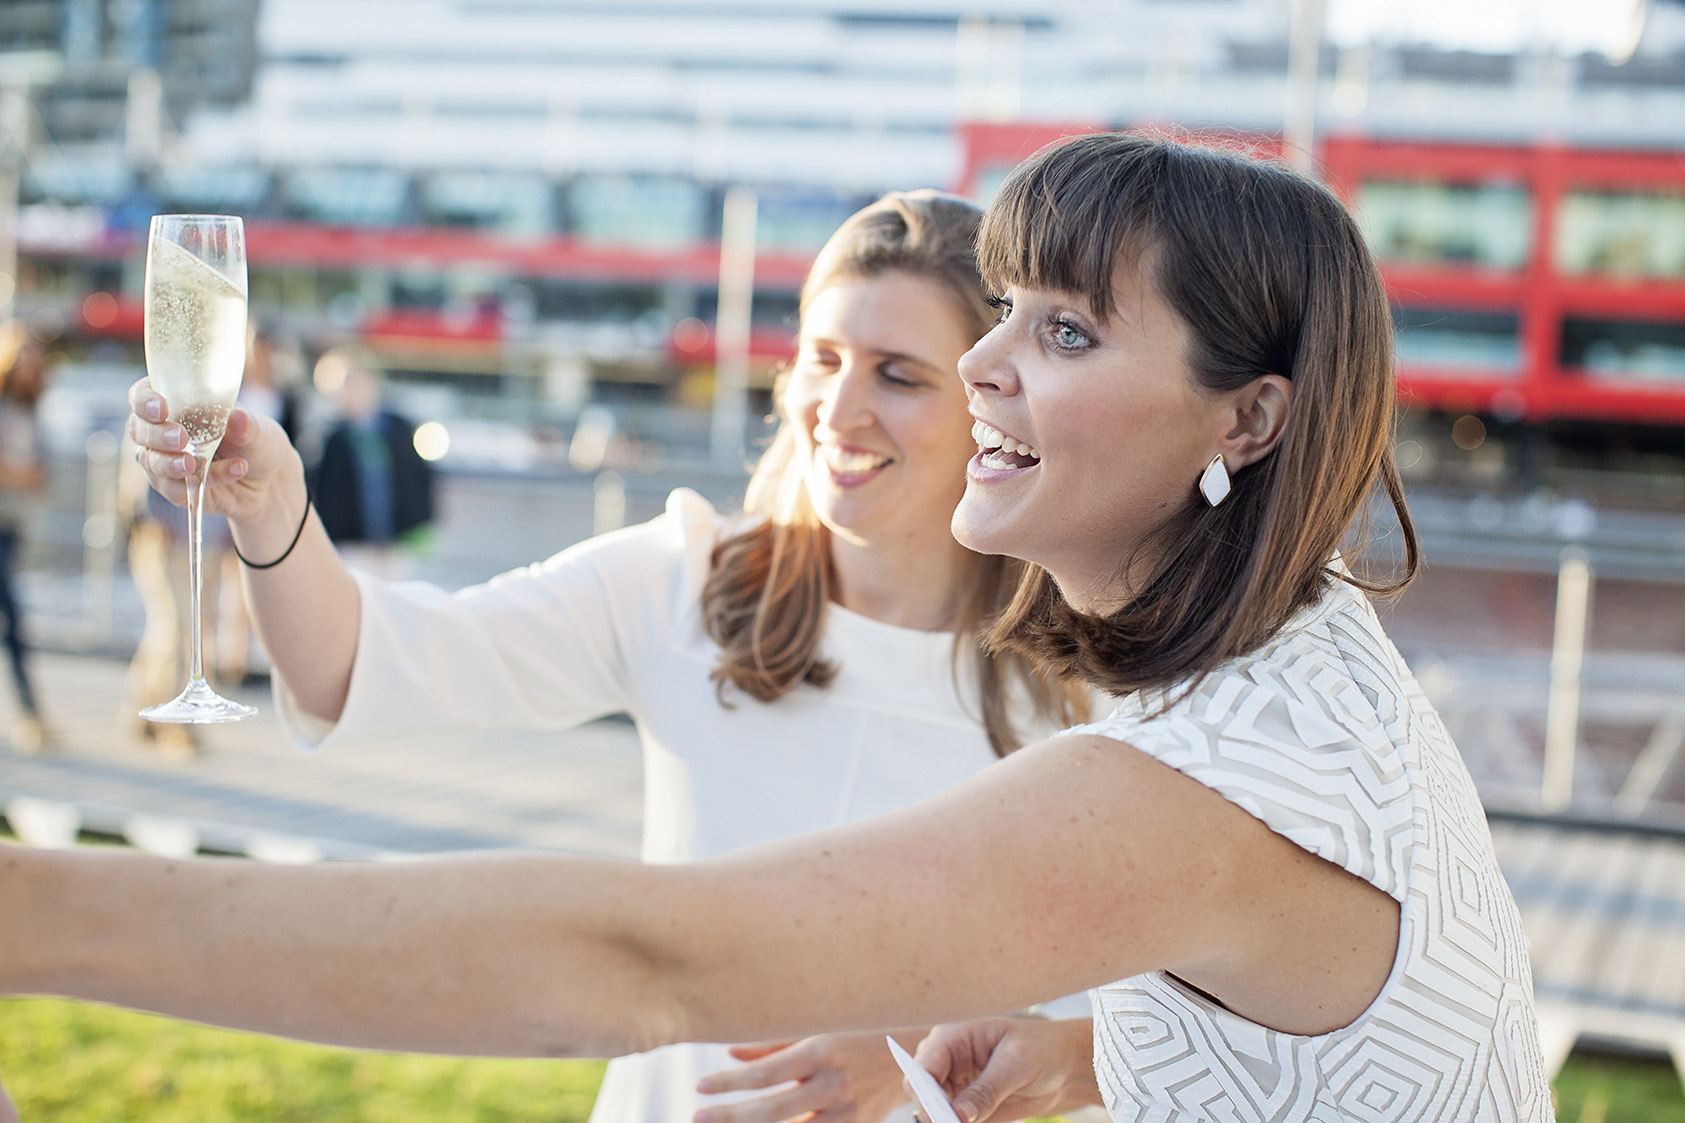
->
<box><xmin>1060</xmin><ymin>577</ymin><xmax>1551</xmax><ymax>1122</ymax></box>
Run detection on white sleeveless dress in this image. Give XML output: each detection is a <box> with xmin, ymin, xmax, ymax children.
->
<box><xmin>1061</xmin><ymin>577</ymin><xmax>1551</xmax><ymax>1122</ymax></box>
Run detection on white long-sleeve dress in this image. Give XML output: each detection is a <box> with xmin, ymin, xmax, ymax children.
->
<box><xmin>277</xmin><ymin>488</ymin><xmax>1080</xmax><ymax>1123</ymax></box>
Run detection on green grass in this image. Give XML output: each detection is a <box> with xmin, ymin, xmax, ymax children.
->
<box><xmin>1550</xmin><ymin>1048</ymin><xmax>1685</xmax><ymax>1123</ymax></box>
<box><xmin>0</xmin><ymin>998</ymin><xmax>605</xmax><ymax>1122</ymax></box>
<box><xmin>3</xmin><ymin>997</ymin><xmax>1684</xmax><ymax>1121</ymax></box>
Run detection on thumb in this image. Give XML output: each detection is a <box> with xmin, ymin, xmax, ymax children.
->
<box><xmin>950</xmin><ymin>1072</ymin><xmax>1009</xmax><ymax>1123</ymax></box>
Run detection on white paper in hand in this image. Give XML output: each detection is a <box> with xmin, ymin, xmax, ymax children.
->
<box><xmin>887</xmin><ymin>1037</ymin><xmax>965</xmax><ymax>1123</ymax></box>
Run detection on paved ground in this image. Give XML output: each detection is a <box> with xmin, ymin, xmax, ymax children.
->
<box><xmin>0</xmin><ymin>651</ymin><xmax>643</xmax><ymax>860</ymax></box>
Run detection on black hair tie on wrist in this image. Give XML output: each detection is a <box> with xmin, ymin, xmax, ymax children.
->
<box><xmin>233</xmin><ymin>497</ymin><xmax>311</xmax><ymax>570</ymax></box>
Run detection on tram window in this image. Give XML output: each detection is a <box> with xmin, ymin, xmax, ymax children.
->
<box><xmin>1392</xmin><ymin>306</ymin><xmax>1521</xmax><ymax>372</ymax></box>
<box><xmin>1562</xmin><ymin>318</ymin><xmax>1685</xmax><ymax>382</ymax></box>
<box><xmin>285</xmin><ymin>168</ymin><xmax>411</xmax><ymax>227</ymax></box>
<box><xmin>568</xmin><ymin>177</ymin><xmax>704</xmax><ymax>249</ymax></box>
<box><xmin>1556</xmin><ymin>190</ymin><xmax>1685</xmax><ymax>278</ymax></box>
<box><xmin>422</xmin><ymin>172</ymin><xmax>555</xmax><ymax>238</ymax></box>
<box><xmin>531</xmin><ymin>281</ymin><xmax>663</xmax><ymax>323</ymax></box>
<box><xmin>1356</xmin><ymin>180</ymin><xmax>1530</xmax><ymax>270</ymax></box>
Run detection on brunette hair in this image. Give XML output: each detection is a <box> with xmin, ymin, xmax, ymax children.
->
<box><xmin>978</xmin><ymin>132</ymin><xmax>1419</xmax><ymax>697</ymax></box>
<box><xmin>702</xmin><ymin>190</ymin><xmax>1082</xmax><ymax>754</ymax></box>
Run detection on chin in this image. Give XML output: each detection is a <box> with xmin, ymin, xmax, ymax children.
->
<box><xmin>949</xmin><ymin>507</ymin><xmax>1016</xmax><ymax>563</ymax></box>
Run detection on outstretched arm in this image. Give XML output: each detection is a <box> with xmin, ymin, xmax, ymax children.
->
<box><xmin>0</xmin><ymin>732</ymin><xmax>1399</xmax><ymax>1058</ymax></box>
<box><xmin>128</xmin><ymin>378</ymin><xmax>359</xmax><ymax>721</ymax></box>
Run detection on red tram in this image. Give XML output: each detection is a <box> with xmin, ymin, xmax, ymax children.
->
<box><xmin>960</xmin><ymin>121</ymin><xmax>1685</xmax><ymax>433</ymax></box>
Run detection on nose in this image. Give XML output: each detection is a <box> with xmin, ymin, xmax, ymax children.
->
<box><xmin>958</xmin><ymin>326</ymin><xmax>1019</xmax><ymax>399</ymax></box>
<box><xmin>814</xmin><ymin>358</ymin><xmax>875</xmax><ymax>434</ymax></box>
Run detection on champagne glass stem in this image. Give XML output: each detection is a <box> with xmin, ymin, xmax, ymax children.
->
<box><xmin>185</xmin><ymin>448</ymin><xmax>210</xmax><ymax>688</ymax></box>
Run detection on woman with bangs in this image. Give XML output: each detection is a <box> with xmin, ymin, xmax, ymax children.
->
<box><xmin>3</xmin><ymin>134</ymin><xmax>1547</xmax><ymax>1123</ymax></box>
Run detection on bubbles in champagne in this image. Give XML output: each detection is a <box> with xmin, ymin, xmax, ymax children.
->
<box><xmin>177</xmin><ymin>403</ymin><xmax>232</xmax><ymax>447</ymax></box>
<box><xmin>145</xmin><ymin>236</ymin><xmax>247</xmax><ymax>428</ymax></box>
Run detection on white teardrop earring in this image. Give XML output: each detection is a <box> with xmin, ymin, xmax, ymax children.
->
<box><xmin>1199</xmin><ymin>454</ymin><xmax>1231</xmax><ymax>507</ymax></box>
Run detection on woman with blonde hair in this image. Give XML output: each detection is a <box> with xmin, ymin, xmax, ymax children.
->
<box><xmin>5</xmin><ymin>135</ymin><xmax>1546</xmax><ymax>1122</ymax></box>
<box><xmin>111</xmin><ymin>189</ymin><xmax>1082</xmax><ymax>1123</ymax></box>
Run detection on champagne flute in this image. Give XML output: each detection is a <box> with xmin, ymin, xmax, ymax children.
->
<box><xmin>139</xmin><ymin>214</ymin><xmax>257</xmax><ymax>723</ymax></box>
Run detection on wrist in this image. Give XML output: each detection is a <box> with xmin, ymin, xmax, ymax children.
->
<box><xmin>230</xmin><ymin>467</ymin><xmax>309</xmax><ymax>562</ymax></box>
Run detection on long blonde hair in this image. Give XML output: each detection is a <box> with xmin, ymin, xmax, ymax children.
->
<box><xmin>701</xmin><ymin>190</ymin><xmax>1084</xmax><ymax>755</ymax></box>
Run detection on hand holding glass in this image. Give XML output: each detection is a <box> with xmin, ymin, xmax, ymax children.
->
<box><xmin>139</xmin><ymin>214</ymin><xmax>257</xmax><ymax>723</ymax></box>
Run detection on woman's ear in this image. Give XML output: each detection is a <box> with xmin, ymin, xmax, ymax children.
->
<box><xmin>1219</xmin><ymin>374</ymin><xmax>1293</xmax><ymax>470</ymax></box>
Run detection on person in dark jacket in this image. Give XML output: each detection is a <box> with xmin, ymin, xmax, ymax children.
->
<box><xmin>308</xmin><ymin>346</ymin><xmax>434</xmax><ymax>577</ymax></box>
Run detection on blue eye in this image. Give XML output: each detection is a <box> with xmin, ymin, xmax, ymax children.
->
<box><xmin>1051</xmin><ymin>319</ymin><xmax>1089</xmax><ymax>350</ymax></box>
<box><xmin>986</xmin><ymin>295</ymin><xmax>1012</xmax><ymax>325</ymax></box>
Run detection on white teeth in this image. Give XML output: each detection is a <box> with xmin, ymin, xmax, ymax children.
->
<box><xmin>971</xmin><ymin>420</ymin><xmax>1040</xmax><ymax>462</ymax></box>
<box><xmin>823</xmin><ymin>447</ymin><xmax>890</xmax><ymax>474</ymax></box>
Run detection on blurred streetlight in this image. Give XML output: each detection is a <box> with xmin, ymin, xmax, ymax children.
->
<box><xmin>0</xmin><ymin>50</ymin><xmax>64</xmax><ymax>324</ymax></box>
<box><xmin>710</xmin><ymin>185</ymin><xmax>756</xmax><ymax>469</ymax></box>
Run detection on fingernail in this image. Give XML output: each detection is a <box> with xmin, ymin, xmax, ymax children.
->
<box><xmin>144</xmin><ymin>398</ymin><xmax>164</xmax><ymax>421</ymax></box>
<box><xmin>175</xmin><ymin>455</ymin><xmax>194</xmax><ymax>474</ymax></box>
<box><xmin>228</xmin><ymin>460</ymin><xmax>246</xmax><ymax>479</ymax></box>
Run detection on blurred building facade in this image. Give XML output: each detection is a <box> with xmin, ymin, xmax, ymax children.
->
<box><xmin>4</xmin><ymin>0</ymin><xmax>1685</xmax><ymax>463</ymax></box>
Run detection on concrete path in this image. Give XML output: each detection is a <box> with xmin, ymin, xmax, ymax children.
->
<box><xmin>0</xmin><ymin>650</ymin><xmax>642</xmax><ymax>860</ymax></box>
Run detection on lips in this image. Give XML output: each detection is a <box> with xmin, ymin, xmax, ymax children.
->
<box><xmin>971</xmin><ymin>419</ymin><xmax>1040</xmax><ymax>470</ymax></box>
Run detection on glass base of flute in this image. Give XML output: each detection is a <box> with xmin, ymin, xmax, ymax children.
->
<box><xmin>139</xmin><ymin>445</ymin><xmax>257</xmax><ymax>724</ymax></box>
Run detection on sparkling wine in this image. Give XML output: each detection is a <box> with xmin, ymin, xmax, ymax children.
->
<box><xmin>144</xmin><ymin>235</ymin><xmax>247</xmax><ymax>451</ymax></box>
<box><xmin>137</xmin><ymin>213</ymin><xmax>257</xmax><ymax>724</ymax></box>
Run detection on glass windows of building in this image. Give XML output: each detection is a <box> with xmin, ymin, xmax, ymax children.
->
<box><xmin>1357</xmin><ymin>180</ymin><xmax>1531</xmax><ymax>270</ymax></box>
<box><xmin>1555</xmin><ymin>190</ymin><xmax>1685</xmax><ymax>278</ymax></box>
<box><xmin>1392</xmin><ymin>306</ymin><xmax>1521</xmax><ymax>373</ymax></box>
<box><xmin>23</xmin><ymin>157</ymin><xmax>132</xmax><ymax>205</ymax></box>
<box><xmin>285</xmin><ymin>167</ymin><xmax>411</xmax><ymax>227</ymax></box>
<box><xmin>753</xmin><ymin>187</ymin><xmax>871</xmax><ymax>252</ymax></box>
<box><xmin>421</xmin><ymin>172</ymin><xmax>556</xmax><ymax>238</ymax></box>
<box><xmin>249</xmin><ymin>267</ymin><xmax>361</xmax><ymax>320</ymax></box>
<box><xmin>568</xmin><ymin>177</ymin><xmax>704</xmax><ymax>249</ymax></box>
<box><xmin>158</xmin><ymin>166</ymin><xmax>272</xmax><ymax>214</ymax></box>
<box><xmin>1562</xmin><ymin>317</ymin><xmax>1685</xmax><ymax>382</ymax></box>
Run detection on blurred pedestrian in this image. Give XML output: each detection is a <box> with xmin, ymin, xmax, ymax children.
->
<box><xmin>0</xmin><ymin>323</ymin><xmax>54</xmax><ymax>752</ymax></box>
<box><xmin>309</xmin><ymin>346</ymin><xmax>434</xmax><ymax>577</ymax></box>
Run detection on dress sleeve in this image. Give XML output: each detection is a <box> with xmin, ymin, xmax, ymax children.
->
<box><xmin>1059</xmin><ymin>631</ymin><xmax>1415</xmax><ymax>901</ymax></box>
<box><xmin>274</xmin><ymin>489</ymin><xmax>721</xmax><ymax>750</ymax></box>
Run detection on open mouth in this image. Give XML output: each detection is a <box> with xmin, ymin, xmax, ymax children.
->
<box><xmin>971</xmin><ymin>420</ymin><xmax>1041</xmax><ymax>470</ymax></box>
<box><xmin>822</xmin><ymin>446</ymin><xmax>893</xmax><ymax>476</ymax></box>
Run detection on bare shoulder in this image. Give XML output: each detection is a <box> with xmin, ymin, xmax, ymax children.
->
<box><xmin>997</xmin><ymin>730</ymin><xmax>1402</xmax><ymax>1036</ymax></box>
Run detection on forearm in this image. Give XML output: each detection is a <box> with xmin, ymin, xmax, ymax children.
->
<box><xmin>0</xmin><ymin>844</ymin><xmax>686</xmax><ymax>1058</ymax></box>
<box><xmin>232</xmin><ymin>466</ymin><xmax>360</xmax><ymax>723</ymax></box>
